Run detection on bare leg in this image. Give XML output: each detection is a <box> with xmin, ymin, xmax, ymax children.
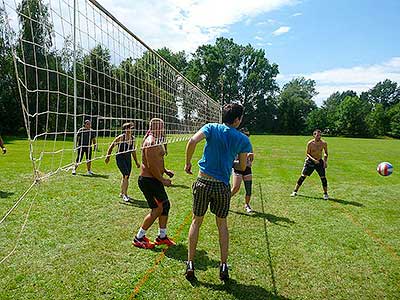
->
<box><xmin>216</xmin><ymin>216</ymin><xmax>229</xmax><ymax>264</ymax></box>
<box><xmin>142</xmin><ymin>205</ymin><xmax>163</xmax><ymax>230</ymax></box>
<box><xmin>87</xmin><ymin>161</ymin><xmax>92</xmax><ymax>172</ymax></box>
<box><xmin>121</xmin><ymin>175</ymin><xmax>129</xmax><ymax>195</ymax></box>
<box><xmin>188</xmin><ymin>215</ymin><xmax>204</xmax><ymax>261</ymax></box>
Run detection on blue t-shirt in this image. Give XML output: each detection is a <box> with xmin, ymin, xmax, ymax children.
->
<box><xmin>198</xmin><ymin>123</ymin><xmax>252</xmax><ymax>185</ymax></box>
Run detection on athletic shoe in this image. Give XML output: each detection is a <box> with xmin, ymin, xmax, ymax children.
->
<box><xmin>244</xmin><ymin>204</ymin><xmax>253</xmax><ymax>213</ymax></box>
<box><xmin>87</xmin><ymin>170</ymin><xmax>94</xmax><ymax>175</ymax></box>
<box><xmin>132</xmin><ymin>236</ymin><xmax>155</xmax><ymax>249</ymax></box>
<box><xmin>290</xmin><ymin>191</ymin><xmax>297</xmax><ymax>197</ymax></box>
<box><xmin>219</xmin><ymin>263</ymin><xmax>229</xmax><ymax>282</ymax></box>
<box><xmin>185</xmin><ymin>261</ymin><xmax>195</xmax><ymax>281</ymax></box>
<box><xmin>122</xmin><ymin>194</ymin><xmax>130</xmax><ymax>202</ymax></box>
<box><xmin>323</xmin><ymin>193</ymin><xmax>329</xmax><ymax>200</ymax></box>
<box><xmin>71</xmin><ymin>169</ymin><xmax>76</xmax><ymax>175</ymax></box>
<box><xmin>155</xmin><ymin>236</ymin><xmax>176</xmax><ymax>246</ymax></box>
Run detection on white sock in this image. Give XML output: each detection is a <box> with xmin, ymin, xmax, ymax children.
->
<box><xmin>136</xmin><ymin>227</ymin><xmax>146</xmax><ymax>239</ymax></box>
<box><xmin>159</xmin><ymin>228</ymin><xmax>167</xmax><ymax>238</ymax></box>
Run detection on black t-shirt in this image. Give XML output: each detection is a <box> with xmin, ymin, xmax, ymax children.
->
<box><xmin>77</xmin><ymin>128</ymin><xmax>96</xmax><ymax>146</ymax></box>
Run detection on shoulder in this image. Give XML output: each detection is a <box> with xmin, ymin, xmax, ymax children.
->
<box><xmin>307</xmin><ymin>139</ymin><xmax>314</xmax><ymax>145</ymax></box>
<box><xmin>321</xmin><ymin>139</ymin><xmax>327</xmax><ymax>146</ymax></box>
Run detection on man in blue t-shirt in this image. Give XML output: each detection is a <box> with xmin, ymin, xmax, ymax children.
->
<box><xmin>184</xmin><ymin>103</ymin><xmax>252</xmax><ymax>282</ymax></box>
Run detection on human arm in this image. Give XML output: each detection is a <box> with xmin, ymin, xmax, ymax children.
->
<box><xmin>323</xmin><ymin>142</ymin><xmax>328</xmax><ymax>168</ymax></box>
<box><xmin>131</xmin><ymin>149</ymin><xmax>140</xmax><ymax>168</ymax></box>
<box><xmin>233</xmin><ymin>153</ymin><xmax>248</xmax><ymax>171</ymax></box>
<box><xmin>104</xmin><ymin>135</ymin><xmax>121</xmax><ymax>164</ymax></box>
<box><xmin>92</xmin><ymin>137</ymin><xmax>97</xmax><ymax>151</ymax></box>
<box><xmin>184</xmin><ymin>130</ymin><xmax>206</xmax><ymax>174</ymax></box>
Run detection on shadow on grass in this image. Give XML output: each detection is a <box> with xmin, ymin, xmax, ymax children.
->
<box><xmin>169</xmin><ymin>184</ymin><xmax>190</xmax><ymax>189</ymax></box>
<box><xmin>79</xmin><ymin>173</ymin><xmax>109</xmax><ymax>179</ymax></box>
<box><xmin>297</xmin><ymin>194</ymin><xmax>364</xmax><ymax>207</ymax></box>
<box><xmin>120</xmin><ymin>199</ymin><xmax>148</xmax><ymax>208</ymax></box>
<box><xmin>230</xmin><ymin>210</ymin><xmax>295</xmax><ymax>227</ymax></box>
<box><xmin>0</xmin><ymin>191</ymin><xmax>14</xmax><ymax>198</ymax></box>
<box><xmin>159</xmin><ymin>243</ymin><xmax>219</xmax><ymax>270</ymax></box>
<box><xmin>191</xmin><ymin>279</ymin><xmax>290</xmax><ymax>300</ymax></box>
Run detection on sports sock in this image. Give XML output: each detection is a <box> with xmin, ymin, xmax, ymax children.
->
<box><xmin>136</xmin><ymin>227</ymin><xmax>146</xmax><ymax>239</ymax></box>
<box><xmin>159</xmin><ymin>228</ymin><xmax>167</xmax><ymax>239</ymax></box>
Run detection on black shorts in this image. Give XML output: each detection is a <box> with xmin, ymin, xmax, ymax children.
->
<box><xmin>76</xmin><ymin>146</ymin><xmax>92</xmax><ymax>163</ymax></box>
<box><xmin>302</xmin><ymin>158</ymin><xmax>326</xmax><ymax>177</ymax></box>
<box><xmin>116</xmin><ymin>154</ymin><xmax>132</xmax><ymax>176</ymax></box>
<box><xmin>192</xmin><ymin>177</ymin><xmax>231</xmax><ymax>218</ymax></box>
<box><xmin>233</xmin><ymin>166</ymin><xmax>252</xmax><ymax>177</ymax></box>
<box><xmin>138</xmin><ymin>176</ymin><xmax>169</xmax><ymax>210</ymax></box>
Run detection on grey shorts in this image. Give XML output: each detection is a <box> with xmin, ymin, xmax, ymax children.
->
<box><xmin>192</xmin><ymin>177</ymin><xmax>231</xmax><ymax>218</ymax></box>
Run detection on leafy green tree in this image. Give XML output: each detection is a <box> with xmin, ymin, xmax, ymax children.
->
<box><xmin>277</xmin><ymin>77</ymin><xmax>317</xmax><ymax>134</ymax></box>
<box><xmin>335</xmin><ymin>96</ymin><xmax>371</xmax><ymax>136</ymax></box>
<box><xmin>360</xmin><ymin>79</ymin><xmax>400</xmax><ymax>109</ymax></box>
<box><xmin>305</xmin><ymin>108</ymin><xmax>328</xmax><ymax>134</ymax></box>
<box><xmin>387</xmin><ymin>103</ymin><xmax>400</xmax><ymax>138</ymax></box>
<box><xmin>366</xmin><ymin>103</ymin><xmax>387</xmax><ymax>136</ymax></box>
<box><xmin>186</xmin><ymin>37</ymin><xmax>279</xmax><ymax>132</ymax></box>
<box><xmin>321</xmin><ymin>90</ymin><xmax>357</xmax><ymax>134</ymax></box>
<box><xmin>157</xmin><ymin>47</ymin><xmax>188</xmax><ymax>73</ymax></box>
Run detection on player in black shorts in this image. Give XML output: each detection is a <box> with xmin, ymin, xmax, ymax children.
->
<box><xmin>72</xmin><ymin>120</ymin><xmax>96</xmax><ymax>175</ymax></box>
<box><xmin>133</xmin><ymin>118</ymin><xmax>175</xmax><ymax>249</ymax></box>
<box><xmin>105</xmin><ymin>122</ymin><xmax>140</xmax><ymax>202</ymax></box>
<box><xmin>291</xmin><ymin>129</ymin><xmax>329</xmax><ymax>200</ymax></box>
<box><xmin>231</xmin><ymin>128</ymin><xmax>254</xmax><ymax>213</ymax></box>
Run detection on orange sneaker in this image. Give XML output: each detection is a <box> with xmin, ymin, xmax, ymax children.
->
<box><xmin>155</xmin><ymin>236</ymin><xmax>176</xmax><ymax>246</ymax></box>
<box><xmin>132</xmin><ymin>236</ymin><xmax>155</xmax><ymax>249</ymax></box>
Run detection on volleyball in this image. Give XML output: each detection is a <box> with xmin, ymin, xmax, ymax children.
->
<box><xmin>377</xmin><ymin>162</ymin><xmax>393</xmax><ymax>176</ymax></box>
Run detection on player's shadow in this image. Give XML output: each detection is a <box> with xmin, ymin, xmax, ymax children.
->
<box><xmin>193</xmin><ymin>279</ymin><xmax>290</xmax><ymax>300</ymax></box>
<box><xmin>120</xmin><ymin>198</ymin><xmax>148</xmax><ymax>208</ymax></box>
<box><xmin>160</xmin><ymin>243</ymin><xmax>219</xmax><ymax>271</ymax></box>
<box><xmin>297</xmin><ymin>195</ymin><xmax>363</xmax><ymax>207</ymax></box>
<box><xmin>230</xmin><ymin>210</ymin><xmax>295</xmax><ymax>227</ymax></box>
<box><xmin>169</xmin><ymin>184</ymin><xmax>190</xmax><ymax>189</ymax></box>
<box><xmin>79</xmin><ymin>173</ymin><xmax>109</xmax><ymax>179</ymax></box>
<box><xmin>0</xmin><ymin>191</ymin><xmax>14</xmax><ymax>198</ymax></box>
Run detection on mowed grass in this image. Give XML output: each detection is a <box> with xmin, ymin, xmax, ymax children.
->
<box><xmin>0</xmin><ymin>135</ymin><xmax>399</xmax><ymax>300</ymax></box>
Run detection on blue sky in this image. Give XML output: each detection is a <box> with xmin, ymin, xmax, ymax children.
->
<box><xmin>91</xmin><ymin>0</ymin><xmax>400</xmax><ymax>105</ymax></box>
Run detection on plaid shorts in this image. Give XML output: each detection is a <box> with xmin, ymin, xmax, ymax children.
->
<box><xmin>192</xmin><ymin>177</ymin><xmax>231</xmax><ymax>218</ymax></box>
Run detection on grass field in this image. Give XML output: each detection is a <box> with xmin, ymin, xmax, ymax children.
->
<box><xmin>0</xmin><ymin>135</ymin><xmax>399</xmax><ymax>299</ymax></box>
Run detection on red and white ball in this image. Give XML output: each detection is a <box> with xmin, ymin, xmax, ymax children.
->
<box><xmin>377</xmin><ymin>162</ymin><xmax>393</xmax><ymax>176</ymax></box>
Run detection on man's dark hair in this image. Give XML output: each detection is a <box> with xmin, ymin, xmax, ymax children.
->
<box><xmin>222</xmin><ymin>103</ymin><xmax>244</xmax><ymax>124</ymax></box>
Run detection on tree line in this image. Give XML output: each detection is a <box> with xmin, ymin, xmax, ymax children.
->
<box><xmin>0</xmin><ymin>0</ymin><xmax>399</xmax><ymax>138</ymax></box>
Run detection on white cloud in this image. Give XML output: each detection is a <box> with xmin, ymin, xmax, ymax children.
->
<box><xmin>272</xmin><ymin>26</ymin><xmax>291</xmax><ymax>36</ymax></box>
<box><xmin>98</xmin><ymin>0</ymin><xmax>295</xmax><ymax>52</ymax></box>
<box><xmin>291</xmin><ymin>12</ymin><xmax>302</xmax><ymax>17</ymax></box>
<box><xmin>280</xmin><ymin>57</ymin><xmax>400</xmax><ymax>106</ymax></box>
<box><xmin>255</xmin><ymin>36</ymin><xmax>264</xmax><ymax>41</ymax></box>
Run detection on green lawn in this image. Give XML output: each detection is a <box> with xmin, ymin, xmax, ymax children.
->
<box><xmin>0</xmin><ymin>135</ymin><xmax>399</xmax><ymax>299</ymax></box>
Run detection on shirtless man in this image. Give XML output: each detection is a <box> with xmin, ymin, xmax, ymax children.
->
<box><xmin>133</xmin><ymin>118</ymin><xmax>175</xmax><ymax>249</ymax></box>
<box><xmin>290</xmin><ymin>129</ymin><xmax>329</xmax><ymax>200</ymax></box>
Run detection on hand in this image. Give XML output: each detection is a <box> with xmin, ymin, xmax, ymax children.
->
<box><xmin>247</xmin><ymin>153</ymin><xmax>254</xmax><ymax>162</ymax></box>
<box><xmin>2</xmin><ymin>147</ymin><xmax>6</xmax><ymax>154</ymax></box>
<box><xmin>136</xmin><ymin>161</ymin><xmax>140</xmax><ymax>168</ymax></box>
<box><xmin>105</xmin><ymin>156</ymin><xmax>110</xmax><ymax>164</ymax></box>
<box><xmin>93</xmin><ymin>144</ymin><xmax>98</xmax><ymax>151</ymax></box>
<box><xmin>185</xmin><ymin>162</ymin><xmax>192</xmax><ymax>175</ymax></box>
<box><xmin>165</xmin><ymin>169</ymin><xmax>174</xmax><ymax>178</ymax></box>
<box><xmin>162</xmin><ymin>178</ymin><xmax>172</xmax><ymax>187</ymax></box>
<box><xmin>314</xmin><ymin>159</ymin><xmax>320</xmax><ymax>164</ymax></box>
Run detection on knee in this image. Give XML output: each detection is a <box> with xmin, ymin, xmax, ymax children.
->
<box><xmin>297</xmin><ymin>175</ymin><xmax>306</xmax><ymax>185</ymax></box>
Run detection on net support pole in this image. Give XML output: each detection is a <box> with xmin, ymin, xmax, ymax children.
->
<box><xmin>73</xmin><ymin>0</ymin><xmax>77</xmax><ymax>151</ymax></box>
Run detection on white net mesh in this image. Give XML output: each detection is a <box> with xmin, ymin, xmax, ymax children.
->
<box><xmin>2</xmin><ymin>0</ymin><xmax>220</xmax><ymax>179</ymax></box>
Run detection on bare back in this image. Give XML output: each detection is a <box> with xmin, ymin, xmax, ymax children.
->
<box><xmin>141</xmin><ymin>135</ymin><xmax>166</xmax><ymax>179</ymax></box>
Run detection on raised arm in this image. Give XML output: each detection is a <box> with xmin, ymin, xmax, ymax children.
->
<box><xmin>185</xmin><ymin>130</ymin><xmax>206</xmax><ymax>174</ymax></box>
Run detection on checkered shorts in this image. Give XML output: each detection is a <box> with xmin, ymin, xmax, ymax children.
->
<box><xmin>192</xmin><ymin>177</ymin><xmax>231</xmax><ymax>218</ymax></box>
